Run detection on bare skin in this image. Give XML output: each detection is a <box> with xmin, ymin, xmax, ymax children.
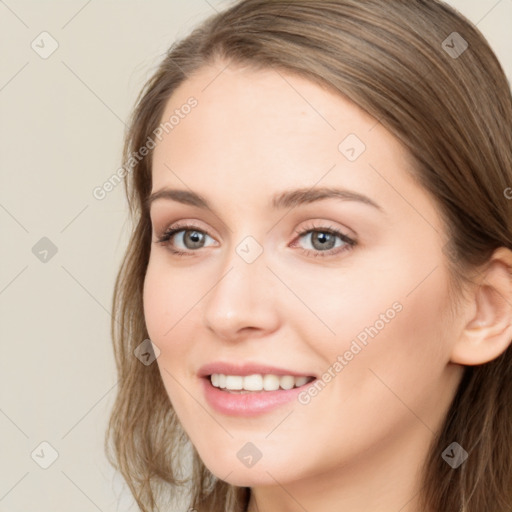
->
<box><xmin>143</xmin><ymin>60</ymin><xmax>512</xmax><ymax>512</ymax></box>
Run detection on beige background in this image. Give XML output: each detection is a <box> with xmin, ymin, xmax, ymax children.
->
<box><xmin>0</xmin><ymin>1</ymin><xmax>510</xmax><ymax>511</ymax></box>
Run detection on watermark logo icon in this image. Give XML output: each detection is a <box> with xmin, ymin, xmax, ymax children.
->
<box><xmin>338</xmin><ymin>134</ymin><xmax>366</xmax><ymax>162</ymax></box>
<box><xmin>237</xmin><ymin>442</ymin><xmax>263</xmax><ymax>468</ymax></box>
<box><xmin>32</xmin><ymin>237</ymin><xmax>58</xmax><ymax>263</ymax></box>
<box><xmin>442</xmin><ymin>32</ymin><xmax>468</xmax><ymax>59</ymax></box>
<box><xmin>31</xmin><ymin>441</ymin><xmax>59</xmax><ymax>469</ymax></box>
<box><xmin>134</xmin><ymin>339</ymin><xmax>160</xmax><ymax>365</ymax></box>
<box><xmin>31</xmin><ymin>31</ymin><xmax>59</xmax><ymax>59</ymax></box>
<box><xmin>442</xmin><ymin>442</ymin><xmax>468</xmax><ymax>468</ymax></box>
<box><xmin>236</xmin><ymin>236</ymin><xmax>263</xmax><ymax>264</ymax></box>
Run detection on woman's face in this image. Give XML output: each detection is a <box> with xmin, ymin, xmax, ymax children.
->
<box><xmin>143</xmin><ymin>61</ymin><xmax>464</xmax><ymax>489</ymax></box>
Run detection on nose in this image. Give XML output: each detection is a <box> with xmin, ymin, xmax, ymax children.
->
<box><xmin>202</xmin><ymin>247</ymin><xmax>281</xmax><ymax>341</ymax></box>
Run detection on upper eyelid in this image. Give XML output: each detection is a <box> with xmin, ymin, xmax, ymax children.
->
<box><xmin>155</xmin><ymin>220</ymin><xmax>215</xmax><ymax>237</ymax></box>
<box><xmin>158</xmin><ymin>223</ymin><xmax>350</xmax><ymax>237</ymax></box>
<box><xmin>155</xmin><ymin>217</ymin><xmax>354</xmax><ymax>235</ymax></box>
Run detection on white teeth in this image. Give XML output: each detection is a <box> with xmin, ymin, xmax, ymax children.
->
<box><xmin>279</xmin><ymin>375</ymin><xmax>295</xmax><ymax>390</ymax></box>
<box><xmin>244</xmin><ymin>374</ymin><xmax>263</xmax><ymax>391</ymax></box>
<box><xmin>295</xmin><ymin>376</ymin><xmax>309</xmax><ymax>387</ymax></box>
<box><xmin>210</xmin><ymin>373</ymin><xmax>313</xmax><ymax>391</ymax></box>
<box><xmin>225</xmin><ymin>375</ymin><xmax>243</xmax><ymax>390</ymax></box>
<box><xmin>263</xmin><ymin>374</ymin><xmax>280</xmax><ymax>391</ymax></box>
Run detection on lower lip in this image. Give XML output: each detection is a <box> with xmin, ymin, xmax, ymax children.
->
<box><xmin>201</xmin><ymin>377</ymin><xmax>315</xmax><ymax>417</ymax></box>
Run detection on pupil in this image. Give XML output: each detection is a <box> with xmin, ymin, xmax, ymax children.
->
<box><xmin>185</xmin><ymin>230</ymin><xmax>204</xmax><ymax>248</ymax></box>
<box><xmin>313</xmin><ymin>232</ymin><xmax>335</xmax><ymax>250</ymax></box>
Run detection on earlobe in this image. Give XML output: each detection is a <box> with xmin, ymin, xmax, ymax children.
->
<box><xmin>450</xmin><ymin>247</ymin><xmax>512</xmax><ymax>366</ymax></box>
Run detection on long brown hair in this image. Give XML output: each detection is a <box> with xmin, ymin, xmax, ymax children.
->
<box><xmin>104</xmin><ymin>1</ymin><xmax>512</xmax><ymax>511</ymax></box>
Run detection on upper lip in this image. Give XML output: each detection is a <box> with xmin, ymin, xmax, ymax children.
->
<box><xmin>198</xmin><ymin>362</ymin><xmax>316</xmax><ymax>378</ymax></box>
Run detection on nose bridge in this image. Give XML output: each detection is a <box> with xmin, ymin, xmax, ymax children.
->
<box><xmin>202</xmin><ymin>238</ymin><xmax>280</xmax><ymax>339</ymax></box>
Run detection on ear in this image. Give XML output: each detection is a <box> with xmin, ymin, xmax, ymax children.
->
<box><xmin>450</xmin><ymin>247</ymin><xmax>512</xmax><ymax>365</ymax></box>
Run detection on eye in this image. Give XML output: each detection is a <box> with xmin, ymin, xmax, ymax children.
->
<box><xmin>291</xmin><ymin>223</ymin><xmax>357</xmax><ymax>258</ymax></box>
<box><xmin>155</xmin><ymin>223</ymin><xmax>217</xmax><ymax>256</ymax></box>
<box><xmin>154</xmin><ymin>221</ymin><xmax>357</xmax><ymax>259</ymax></box>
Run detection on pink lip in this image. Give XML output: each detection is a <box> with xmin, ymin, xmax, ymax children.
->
<box><xmin>201</xmin><ymin>376</ymin><xmax>316</xmax><ymax>417</ymax></box>
<box><xmin>197</xmin><ymin>361</ymin><xmax>315</xmax><ymax>378</ymax></box>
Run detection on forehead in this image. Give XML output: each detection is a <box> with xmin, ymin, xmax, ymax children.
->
<box><xmin>153</xmin><ymin>63</ymin><xmax>391</xmax><ymax>166</ymax></box>
<box><xmin>149</xmin><ymin>62</ymin><xmax>435</xmax><ymax>226</ymax></box>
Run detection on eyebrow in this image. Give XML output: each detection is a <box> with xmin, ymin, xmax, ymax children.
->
<box><xmin>146</xmin><ymin>186</ymin><xmax>384</xmax><ymax>213</ymax></box>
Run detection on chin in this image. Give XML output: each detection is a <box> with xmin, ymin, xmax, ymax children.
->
<box><xmin>198</xmin><ymin>451</ymin><xmax>304</xmax><ymax>488</ymax></box>
<box><xmin>211</xmin><ymin>467</ymin><xmax>279</xmax><ymax>487</ymax></box>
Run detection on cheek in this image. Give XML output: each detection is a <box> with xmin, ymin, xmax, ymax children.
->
<box><xmin>142</xmin><ymin>262</ymin><xmax>196</xmax><ymax>407</ymax></box>
<box><xmin>304</xmin><ymin>251</ymin><xmax>453</xmax><ymax>408</ymax></box>
<box><xmin>143</xmin><ymin>266</ymin><xmax>169</xmax><ymax>343</ymax></box>
<box><xmin>142</xmin><ymin>256</ymin><xmax>213</xmax><ymax>411</ymax></box>
<box><xmin>142</xmin><ymin>257</ymin><xmax>200</xmax><ymax>345</ymax></box>
<box><xmin>334</xmin><ymin>268</ymin><xmax>452</xmax><ymax>419</ymax></box>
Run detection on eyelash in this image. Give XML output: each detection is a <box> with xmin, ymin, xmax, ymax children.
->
<box><xmin>155</xmin><ymin>222</ymin><xmax>357</xmax><ymax>258</ymax></box>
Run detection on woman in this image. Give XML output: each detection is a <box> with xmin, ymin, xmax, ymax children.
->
<box><xmin>105</xmin><ymin>1</ymin><xmax>512</xmax><ymax>511</ymax></box>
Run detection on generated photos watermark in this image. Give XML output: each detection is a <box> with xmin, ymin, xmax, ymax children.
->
<box><xmin>298</xmin><ymin>301</ymin><xmax>403</xmax><ymax>405</ymax></box>
<box><xmin>92</xmin><ymin>96</ymin><xmax>198</xmax><ymax>201</ymax></box>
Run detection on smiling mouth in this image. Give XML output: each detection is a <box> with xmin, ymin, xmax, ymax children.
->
<box><xmin>207</xmin><ymin>373</ymin><xmax>316</xmax><ymax>393</ymax></box>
